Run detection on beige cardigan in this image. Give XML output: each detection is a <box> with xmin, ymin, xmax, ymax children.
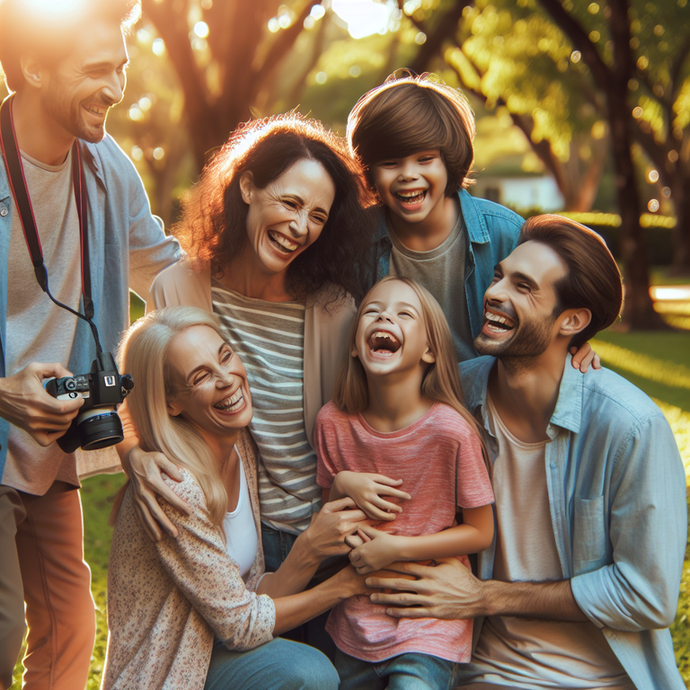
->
<box><xmin>102</xmin><ymin>432</ymin><xmax>275</xmax><ymax>690</ymax></box>
<box><xmin>147</xmin><ymin>260</ymin><xmax>356</xmax><ymax>443</ymax></box>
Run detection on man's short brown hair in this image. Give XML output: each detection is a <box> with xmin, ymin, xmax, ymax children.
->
<box><xmin>519</xmin><ymin>214</ymin><xmax>623</xmax><ymax>348</ymax></box>
<box><xmin>0</xmin><ymin>0</ymin><xmax>141</xmax><ymax>92</ymax></box>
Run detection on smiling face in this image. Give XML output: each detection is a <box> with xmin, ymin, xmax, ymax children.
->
<box><xmin>39</xmin><ymin>19</ymin><xmax>128</xmax><ymax>144</ymax></box>
<box><xmin>239</xmin><ymin>158</ymin><xmax>336</xmax><ymax>280</ymax></box>
<box><xmin>474</xmin><ymin>241</ymin><xmax>569</xmax><ymax>359</ymax></box>
<box><xmin>166</xmin><ymin>325</ymin><xmax>253</xmax><ymax>442</ymax></box>
<box><xmin>353</xmin><ymin>280</ymin><xmax>435</xmax><ymax>380</ymax></box>
<box><xmin>371</xmin><ymin>149</ymin><xmax>449</xmax><ymax>228</ymax></box>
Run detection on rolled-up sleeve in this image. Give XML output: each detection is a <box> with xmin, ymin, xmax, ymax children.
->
<box><xmin>571</xmin><ymin>414</ymin><xmax>687</xmax><ymax>632</ymax></box>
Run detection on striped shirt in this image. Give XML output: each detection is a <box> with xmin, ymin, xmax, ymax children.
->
<box><xmin>212</xmin><ymin>281</ymin><xmax>321</xmax><ymax>534</ymax></box>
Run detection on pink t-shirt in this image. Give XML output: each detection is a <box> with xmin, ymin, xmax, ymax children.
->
<box><xmin>315</xmin><ymin>401</ymin><xmax>494</xmax><ymax>663</ymax></box>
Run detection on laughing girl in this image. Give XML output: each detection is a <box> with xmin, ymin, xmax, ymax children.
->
<box><xmin>315</xmin><ymin>277</ymin><xmax>495</xmax><ymax>690</ymax></box>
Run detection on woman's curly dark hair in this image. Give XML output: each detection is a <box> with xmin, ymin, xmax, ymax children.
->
<box><xmin>174</xmin><ymin>114</ymin><xmax>377</xmax><ymax>302</ymax></box>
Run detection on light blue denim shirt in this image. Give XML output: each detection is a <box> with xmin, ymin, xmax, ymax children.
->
<box><xmin>0</xmin><ymin>134</ymin><xmax>182</xmax><ymax>478</ymax></box>
<box><xmin>458</xmin><ymin>355</ymin><xmax>687</xmax><ymax>690</ymax></box>
<box><xmin>368</xmin><ymin>189</ymin><xmax>522</xmax><ymax>348</ymax></box>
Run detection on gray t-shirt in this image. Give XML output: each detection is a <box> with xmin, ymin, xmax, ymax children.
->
<box><xmin>388</xmin><ymin>213</ymin><xmax>476</xmax><ymax>362</ymax></box>
<box><xmin>6</xmin><ymin>150</ymin><xmax>80</xmax><ymax>493</ymax></box>
<box><xmin>458</xmin><ymin>395</ymin><xmax>634</xmax><ymax>689</ymax></box>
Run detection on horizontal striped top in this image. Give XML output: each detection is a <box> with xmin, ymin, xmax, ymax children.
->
<box><xmin>212</xmin><ymin>281</ymin><xmax>321</xmax><ymax>534</ymax></box>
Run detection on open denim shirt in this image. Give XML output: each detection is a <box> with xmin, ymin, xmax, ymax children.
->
<box><xmin>366</xmin><ymin>188</ymin><xmax>523</xmax><ymax>347</ymax></box>
<box><xmin>459</xmin><ymin>355</ymin><xmax>687</xmax><ymax>690</ymax></box>
<box><xmin>0</xmin><ymin>134</ymin><xmax>182</xmax><ymax>478</ymax></box>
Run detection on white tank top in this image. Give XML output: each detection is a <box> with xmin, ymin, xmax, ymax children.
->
<box><xmin>222</xmin><ymin>460</ymin><xmax>258</xmax><ymax>582</ymax></box>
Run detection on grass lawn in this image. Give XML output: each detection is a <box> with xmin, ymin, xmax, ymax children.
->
<box><xmin>11</xmin><ymin>327</ymin><xmax>690</xmax><ymax>688</ymax></box>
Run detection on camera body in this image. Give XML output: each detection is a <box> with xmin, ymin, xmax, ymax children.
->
<box><xmin>46</xmin><ymin>351</ymin><xmax>133</xmax><ymax>453</ymax></box>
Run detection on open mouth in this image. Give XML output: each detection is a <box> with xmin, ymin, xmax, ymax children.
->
<box><xmin>84</xmin><ymin>104</ymin><xmax>107</xmax><ymax>118</ymax></box>
<box><xmin>483</xmin><ymin>308</ymin><xmax>516</xmax><ymax>334</ymax></box>
<box><xmin>214</xmin><ymin>387</ymin><xmax>245</xmax><ymax>412</ymax></box>
<box><xmin>368</xmin><ymin>330</ymin><xmax>401</xmax><ymax>357</ymax></box>
<box><xmin>395</xmin><ymin>189</ymin><xmax>426</xmax><ymax>206</ymax></box>
<box><xmin>268</xmin><ymin>230</ymin><xmax>299</xmax><ymax>254</ymax></box>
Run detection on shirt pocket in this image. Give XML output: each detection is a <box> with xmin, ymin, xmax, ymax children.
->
<box><xmin>573</xmin><ymin>494</ymin><xmax>607</xmax><ymax>566</ymax></box>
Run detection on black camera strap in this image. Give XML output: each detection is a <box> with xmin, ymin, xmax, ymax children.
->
<box><xmin>0</xmin><ymin>94</ymin><xmax>102</xmax><ymax>354</ymax></box>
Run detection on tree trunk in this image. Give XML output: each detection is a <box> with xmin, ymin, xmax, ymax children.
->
<box><xmin>670</xmin><ymin>172</ymin><xmax>690</xmax><ymax>276</ymax></box>
<box><xmin>607</xmin><ymin>93</ymin><xmax>665</xmax><ymax>328</ymax></box>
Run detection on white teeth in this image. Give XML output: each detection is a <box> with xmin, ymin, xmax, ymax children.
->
<box><xmin>269</xmin><ymin>231</ymin><xmax>299</xmax><ymax>252</ymax></box>
<box><xmin>486</xmin><ymin>312</ymin><xmax>507</xmax><ymax>325</ymax></box>
<box><xmin>397</xmin><ymin>190</ymin><xmax>425</xmax><ymax>199</ymax></box>
<box><xmin>215</xmin><ymin>388</ymin><xmax>243</xmax><ymax>411</ymax></box>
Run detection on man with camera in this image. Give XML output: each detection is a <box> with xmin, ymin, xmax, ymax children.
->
<box><xmin>366</xmin><ymin>216</ymin><xmax>687</xmax><ymax>689</ymax></box>
<box><xmin>0</xmin><ymin>0</ymin><xmax>181</xmax><ymax>688</ymax></box>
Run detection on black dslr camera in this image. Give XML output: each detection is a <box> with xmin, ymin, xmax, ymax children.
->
<box><xmin>46</xmin><ymin>351</ymin><xmax>134</xmax><ymax>453</ymax></box>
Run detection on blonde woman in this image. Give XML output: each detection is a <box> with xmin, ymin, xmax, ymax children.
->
<box><xmin>102</xmin><ymin>307</ymin><xmax>367</xmax><ymax>690</ymax></box>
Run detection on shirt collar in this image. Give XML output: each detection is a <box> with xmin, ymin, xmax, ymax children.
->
<box><xmin>468</xmin><ymin>353</ymin><xmax>583</xmax><ymax>435</ymax></box>
<box><xmin>77</xmin><ymin>138</ymin><xmax>105</xmax><ymax>186</ymax></box>
<box><xmin>549</xmin><ymin>353</ymin><xmax>583</xmax><ymax>433</ymax></box>
<box><xmin>459</xmin><ymin>188</ymin><xmax>490</xmax><ymax>244</ymax></box>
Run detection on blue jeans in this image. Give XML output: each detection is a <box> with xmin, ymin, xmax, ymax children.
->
<box><xmin>261</xmin><ymin>525</ymin><xmax>347</xmax><ymax>661</ymax></box>
<box><xmin>204</xmin><ymin>637</ymin><xmax>339</xmax><ymax>690</ymax></box>
<box><xmin>335</xmin><ymin>649</ymin><xmax>458</xmax><ymax>690</ymax></box>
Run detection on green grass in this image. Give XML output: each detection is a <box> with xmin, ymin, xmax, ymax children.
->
<box><xmin>11</xmin><ymin>328</ymin><xmax>690</xmax><ymax>688</ymax></box>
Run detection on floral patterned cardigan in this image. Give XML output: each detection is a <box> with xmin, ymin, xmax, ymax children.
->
<box><xmin>102</xmin><ymin>430</ymin><xmax>276</xmax><ymax>690</ymax></box>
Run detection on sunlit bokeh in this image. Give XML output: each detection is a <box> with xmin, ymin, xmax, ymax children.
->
<box><xmin>331</xmin><ymin>0</ymin><xmax>395</xmax><ymax>39</ymax></box>
<box><xmin>22</xmin><ymin>0</ymin><xmax>87</xmax><ymax>19</ymax></box>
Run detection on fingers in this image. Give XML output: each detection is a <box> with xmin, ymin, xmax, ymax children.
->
<box><xmin>373</xmin><ymin>485</ymin><xmax>411</xmax><ymax>501</ymax></box>
<box><xmin>369</xmin><ymin>475</ymin><xmax>404</xmax><ymax>487</ymax></box>
<box><xmin>339</xmin><ymin>508</ymin><xmax>368</xmax><ymax>527</ymax></box>
<box><xmin>149</xmin><ymin>477</ymin><xmax>191</xmax><ymax>518</ymax></box>
<box><xmin>32</xmin><ymin>361</ymin><xmax>73</xmax><ymax>381</ymax></box>
<box><xmin>322</xmin><ymin>496</ymin><xmax>357</xmax><ymax>512</ymax></box>
<box><xmin>345</xmin><ymin>533</ymin><xmax>365</xmax><ymax>549</ymax></box>
<box><xmin>366</xmin><ymin>577</ymin><xmax>422</xmax><ymax>595</ymax></box>
<box><xmin>150</xmin><ymin>453</ymin><xmax>186</xmax><ymax>485</ymax></box>
<box><xmin>133</xmin><ymin>499</ymin><xmax>165</xmax><ymax>541</ymax></box>
<box><xmin>361</xmin><ymin>504</ymin><xmax>398</xmax><ymax>522</ymax></box>
<box><xmin>593</xmin><ymin>353</ymin><xmax>601</xmax><ymax>370</ymax></box>
<box><xmin>356</xmin><ymin>524</ymin><xmax>380</xmax><ymax>540</ymax></box>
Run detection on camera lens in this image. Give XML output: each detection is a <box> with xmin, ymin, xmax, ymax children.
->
<box><xmin>76</xmin><ymin>408</ymin><xmax>124</xmax><ymax>450</ymax></box>
<box><xmin>65</xmin><ymin>378</ymin><xmax>77</xmax><ymax>391</ymax></box>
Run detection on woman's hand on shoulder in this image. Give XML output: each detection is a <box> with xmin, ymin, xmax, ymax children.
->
<box><xmin>301</xmin><ymin>497</ymin><xmax>369</xmax><ymax>560</ymax></box>
<box><xmin>570</xmin><ymin>342</ymin><xmax>601</xmax><ymax>373</ymax></box>
<box><xmin>123</xmin><ymin>443</ymin><xmax>192</xmax><ymax>541</ymax></box>
<box><xmin>332</xmin><ymin>471</ymin><xmax>410</xmax><ymax>521</ymax></box>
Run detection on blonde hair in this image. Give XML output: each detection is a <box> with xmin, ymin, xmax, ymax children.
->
<box><xmin>113</xmin><ymin>307</ymin><xmax>237</xmax><ymax>528</ymax></box>
<box><xmin>334</xmin><ymin>277</ymin><xmax>485</xmax><ymax>454</ymax></box>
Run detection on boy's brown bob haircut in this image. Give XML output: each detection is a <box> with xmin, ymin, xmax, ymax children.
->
<box><xmin>347</xmin><ymin>73</ymin><xmax>476</xmax><ymax>196</ymax></box>
<box><xmin>518</xmin><ymin>215</ymin><xmax>623</xmax><ymax>349</ymax></box>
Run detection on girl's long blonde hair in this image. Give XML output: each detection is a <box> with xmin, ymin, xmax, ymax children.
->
<box><xmin>334</xmin><ymin>277</ymin><xmax>486</xmax><ymax>457</ymax></box>
<box><xmin>113</xmin><ymin>307</ymin><xmax>238</xmax><ymax>527</ymax></box>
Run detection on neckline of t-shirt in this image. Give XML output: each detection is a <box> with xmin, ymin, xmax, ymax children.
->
<box><xmin>486</xmin><ymin>393</ymin><xmax>549</xmax><ymax>451</ymax></box>
<box><xmin>386</xmin><ymin>210</ymin><xmax>465</xmax><ymax>261</ymax></box>
<box><xmin>21</xmin><ymin>148</ymin><xmax>72</xmax><ymax>174</ymax></box>
<box><xmin>211</xmin><ymin>276</ymin><xmax>306</xmax><ymax>311</ymax></box>
<box><xmin>356</xmin><ymin>401</ymin><xmax>440</xmax><ymax>438</ymax></box>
